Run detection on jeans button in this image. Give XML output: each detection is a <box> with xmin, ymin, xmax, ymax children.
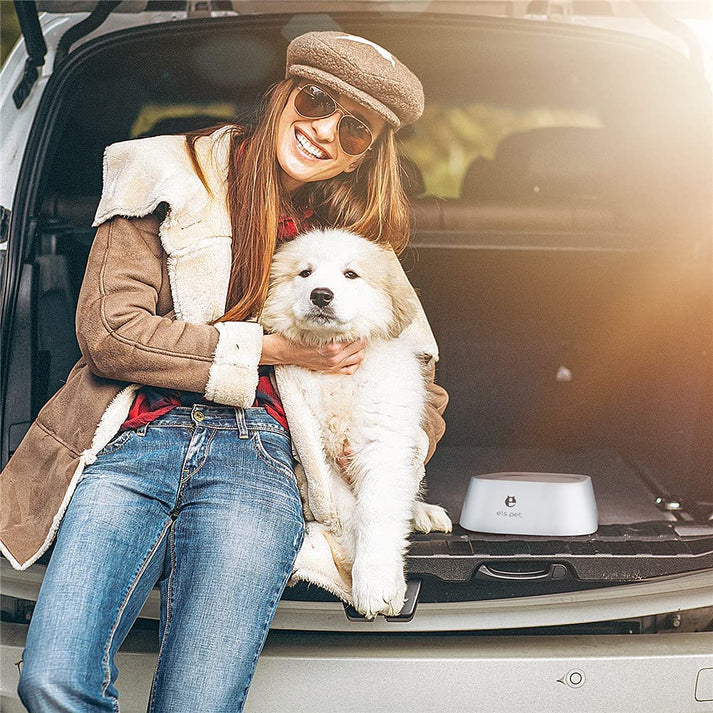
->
<box><xmin>194</xmin><ymin>411</ymin><xmax>204</xmax><ymax>422</ymax></box>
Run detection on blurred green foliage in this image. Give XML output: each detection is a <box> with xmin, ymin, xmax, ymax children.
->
<box><xmin>131</xmin><ymin>102</ymin><xmax>238</xmax><ymax>137</ymax></box>
<box><xmin>1</xmin><ymin>1</ymin><xmax>20</xmax><ymax>66</ymax></box>
<box><xmin>399</xmin><ymin>103</ymin><xmax>600</xmax><ymax>198</ymax></box>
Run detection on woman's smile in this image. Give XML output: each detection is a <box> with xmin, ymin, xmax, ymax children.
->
<box><xmin>294</xmin><ymin>128</ymin><xmax>332</xmax><ymax>160</ymax></box>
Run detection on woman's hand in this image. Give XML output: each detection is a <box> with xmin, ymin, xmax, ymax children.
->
<box><xmin>261</xmin><ymin>333</ymin><xmax>366</xmax><ymax>374</ymax></box>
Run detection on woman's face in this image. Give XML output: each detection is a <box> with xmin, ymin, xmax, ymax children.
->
<box><xmin>276</xmin><ymin>82</ymin><xmax>386</xmax><ymax>195</ymax></box>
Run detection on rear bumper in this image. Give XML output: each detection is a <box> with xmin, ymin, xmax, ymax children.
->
<box><xmin>2</xmin><ymin>622</ymin><xmax>713</xmax><ymax>713</ymax></box>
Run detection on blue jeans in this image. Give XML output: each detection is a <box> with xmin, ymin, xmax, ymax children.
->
<box><xmin>18</xmin><ymin>405</ymin><xmax>305</xmax><ymax>713</ymax></box>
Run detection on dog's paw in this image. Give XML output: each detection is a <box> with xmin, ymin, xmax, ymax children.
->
<box><xmin>412</xmin><ymin>502</ymin><xmax>453</xmax><ymax>534</ymax></box>
<box><xmin>351</xmin><ymin>559</ymin><xmax>407</xmax><ymax>619</ymax></box>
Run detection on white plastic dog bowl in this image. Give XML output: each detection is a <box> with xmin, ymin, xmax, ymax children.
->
<box><xmin>459</xmin><ymin>472</ymin><xmax>599</xmax><ymax>536</ymax></box>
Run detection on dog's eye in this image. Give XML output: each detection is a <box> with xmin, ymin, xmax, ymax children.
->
<box><xmin>299</xmin><ymin>269</ymin><xmax>312</xmax><ymax>278</ymax></box>
<box><xmin>344</xmin><ymin>270</ymin><xmax>359</xmax><ymax>280</ymax></box>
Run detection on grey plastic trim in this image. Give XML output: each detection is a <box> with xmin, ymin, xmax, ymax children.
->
<box><xmin>3</xmin><ymin>559</ymin><xmax>713</xmax><ymax>632</ymax></box>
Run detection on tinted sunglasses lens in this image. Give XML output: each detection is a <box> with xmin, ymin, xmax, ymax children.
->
<box><xmin>294</xmin><ymin>85</ymin><xmax>335</xmax><ymax>118</ymax></box>
<box><xmin>294</xmin><ymin>84</ymin><xmax>373</xmax><ymax>155</ymax></box>
<box><xmin>339</xmin><ymin>116</ymin><xmax>372</xmax><ymax>155</ymax></box>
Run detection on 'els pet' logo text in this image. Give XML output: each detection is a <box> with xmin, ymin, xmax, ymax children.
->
<box><xmin>497</xmin><ymin>495</ymin><xmax>523</xmax><ymax>519</ymax></box>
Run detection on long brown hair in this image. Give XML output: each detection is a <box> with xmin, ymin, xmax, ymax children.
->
<box><xmin>186</xmin><ymin>78</ymin><xmax>410</xmax><ymax>323</ymax></box>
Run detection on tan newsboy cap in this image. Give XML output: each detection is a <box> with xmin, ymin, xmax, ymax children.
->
<box><xmin>286</xmin><ymin>31</ymin><xmax>424</xmax><ymax>130</ymax></box>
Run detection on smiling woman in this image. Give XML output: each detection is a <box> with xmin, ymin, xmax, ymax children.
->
<box><xmin>187</xmin><ymin>30</ymin><xmax>424</xmax><ymax>330</ymax></box>
<box><xmin>4</xmin><ymin>27</ymin><xmax>449</xmax><ymax>713</ymax></box>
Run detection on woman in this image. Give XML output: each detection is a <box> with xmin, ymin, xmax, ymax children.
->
<box><xmin>4</xmin><ymin>31</ymin><xmax>447</xmax><ymax>712</ymax></box>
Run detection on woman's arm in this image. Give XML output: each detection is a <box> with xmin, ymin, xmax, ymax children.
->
<box><xmin>76</xmin><ymin>215</ymin><xmax>262</xmax><ymax>406</ymax></box>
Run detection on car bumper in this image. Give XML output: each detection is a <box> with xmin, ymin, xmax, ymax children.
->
<box><xmin>2</xmin><ymin>622</ymin><xmax>713</xmax><ymax>713</ymax></box>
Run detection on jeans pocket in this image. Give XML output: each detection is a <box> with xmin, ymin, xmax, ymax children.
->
<box><xmin>95</xmin><ymin>429</ymin><xmax>134</xmax><ymax>458</ymax></box>
<box><xmin>251</xmin><ymin>430</ymin><xmax>295</xmax><ymax>482</ymax></box>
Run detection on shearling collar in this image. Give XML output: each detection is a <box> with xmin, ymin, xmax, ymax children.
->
<box><xmin>92</xmin><ymin>127</ymin><xmax>235</xmax><ymax>324</ymax></box>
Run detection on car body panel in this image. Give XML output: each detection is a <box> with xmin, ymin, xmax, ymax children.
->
<box><xmin>0</xmin><ymin>10</ymin><xmax>186</xmax><ymax>208</ymax></box>
<box><xmin>3</xmin><ymin>621</ymin><xmax>713</xmax><ymax>713</ymax></box>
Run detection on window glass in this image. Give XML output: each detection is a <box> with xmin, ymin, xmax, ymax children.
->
<box><xmin>131</xmin><ymin>103</ymin><xmax>238</xmax><ymax>138</ymax></box>
<box><xmin>399</xmin><ymin>103</ymin><xmax>601</xmax><ymax>198</ymax></box>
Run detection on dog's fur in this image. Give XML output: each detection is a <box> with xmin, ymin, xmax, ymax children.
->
<box><xmin>262</xmin><ymin>228</ymin><xmax>451</xmax><ymax>618</ymax></box>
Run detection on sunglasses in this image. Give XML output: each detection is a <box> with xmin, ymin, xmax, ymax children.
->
<box><xmin>293</xmin><ymin>84</ymin><xmax>374</xmax><ymax>156</ymax></box>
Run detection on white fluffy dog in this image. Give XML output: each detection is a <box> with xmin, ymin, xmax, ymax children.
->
<box><xmin>262</xmin><ymin>228</ymin><xmax>451</xmax><ymax>618</ymax></box>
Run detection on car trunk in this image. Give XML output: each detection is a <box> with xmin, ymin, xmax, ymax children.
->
<box><xmin>2</xmin><ymin>11</ymin><xmax>712</xmax><ymax>606</ymax></box>
<box><xmin>400</xmin><ymin>233</ymin><xmax>713</xmax><ymax>600</ymax></box>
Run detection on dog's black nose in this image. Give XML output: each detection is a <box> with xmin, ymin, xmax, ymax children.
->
<box><xmin>310</xmin><ymin>288</ymin><xmax>334</xmax><ymax>308</ymax></box>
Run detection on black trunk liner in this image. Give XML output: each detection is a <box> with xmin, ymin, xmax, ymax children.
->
<box><xmin>409</xmin><ymin>446</ymin><xmax>713</xmax><ymax>583</ymax></box>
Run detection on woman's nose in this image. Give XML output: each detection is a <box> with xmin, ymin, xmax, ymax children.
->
<box><xmin>311</xmin><ymin>112</ymin><xmax>341</xmax><ymax>145</ymax></box>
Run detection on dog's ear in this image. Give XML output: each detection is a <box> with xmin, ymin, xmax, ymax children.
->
<box><xmin>386</xmin><ymin>274</ymin><xmax>419</xmax><ymax>339</ymax></box>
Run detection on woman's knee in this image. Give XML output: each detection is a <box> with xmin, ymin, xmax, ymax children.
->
<box><xmin>19</xmin><ymin>659</ymin><xmax>86</xmax><ymax>712</ymax></box>
<box><xmin>18</xmin><ymin>664</ymin><xmax>65</xmax><ymax>711</ymax></box>
<box><xmin>18</xmin><ymin>639</ymin><xmax>116</xmax><ymax>712</ymax></box>
<box><xmin>254</xmin><ymin>502</ymin><xmax>305</xmax><ymax>565</ymax></box>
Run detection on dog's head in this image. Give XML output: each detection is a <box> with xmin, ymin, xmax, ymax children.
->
<box><xmin>261</xmin><ymin>229</ymin><xmax>417</xmax><ymax>344</ymax></box>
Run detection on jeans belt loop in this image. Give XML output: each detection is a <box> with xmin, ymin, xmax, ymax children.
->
<box><xmin>235</xmin><ymin>409</ymin><xmax>249</xmax><ymax>439</ymax></box>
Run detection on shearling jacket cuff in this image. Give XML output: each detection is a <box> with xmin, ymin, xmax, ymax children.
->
<box><xmin>204</xmin><ymin>322</ymin><xmax>263</xmax><ymax>407</ymax></box>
